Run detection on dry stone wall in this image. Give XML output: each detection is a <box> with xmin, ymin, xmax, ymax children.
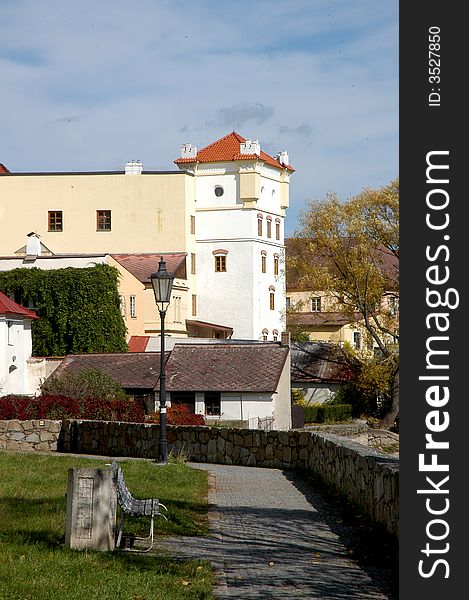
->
<box><xmin>0</xmin><ymin>419</ymin><xmax>398</xmax><ymax>537</ymax></box>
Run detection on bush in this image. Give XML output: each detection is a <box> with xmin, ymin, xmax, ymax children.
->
<box><xmin>146</xmin><ymin>404</ymin><xmax>205</xmax><ymax>426</ymax></box>
<box><xmin>303</xmin><ymin>403</ymin><xmax>353</xmax><ymax>424</ymax></box>
<box><xmin>0</xmin><ymin>394</ymin><xmax>145</xmax><ymax>422</ymax></box>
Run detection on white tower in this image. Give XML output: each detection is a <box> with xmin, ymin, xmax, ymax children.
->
<box><xmin>175</xmin><ymin>132</ymin><xmax>294</xmax><ymax>340</ymax></box>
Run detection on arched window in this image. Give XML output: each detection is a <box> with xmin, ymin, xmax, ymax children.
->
<box><xmin>266</xmin><ymin>216</ymin><xmax>272</xmax><ymax>238</ymax></box>
<box><xmin>261</xmin><ymin>250</ymin><xmax>267</xmax><ymax>273</ymax></box>
<box><xmin>269</xmin><ymin>286</ymin><xmax>275</xmax><ymax>310</ymax></box>
<box><xmin>275</xmin><ymin>218</ymin><xmax>281</xmax><ymax>241</ymax></box>
<box><xmin>272</xmin><ymin>329</ymin><xmax>279</xmax><ymax>342</ymax></box>
<box><xmin>262</xmin><ymin>328</ymin><xmax>269</xmax><ymax>342</ymax></box>
<box><xmin>213</xmin><ymin>249</ymin><xmax>228</xmax><ymax>272</ymax></box>
<box><xmin>257</xmin><ymin>213</ymin><xmax>263</xmax><ymax>237</ymax></box>
<box><xmin>273</xmin><ymin>254</ymin><xmax>279</xmax><ymax>276</ymax></box>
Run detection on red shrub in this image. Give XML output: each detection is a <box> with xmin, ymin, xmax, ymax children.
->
<box><xmin>146</xmin><ymin>404</ymin><xmax>205</xmax><ymax>426</ymax></box>
<box><xmin>0</xmin><ymin>394</ymin><xmax>145</xmax><ymax>423</ymax></box>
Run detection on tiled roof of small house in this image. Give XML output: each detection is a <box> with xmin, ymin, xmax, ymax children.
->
<box><xmin>0</xmin><ymin>291</ymin><xmax>39</xmax><ymax>319</ymax></box>
<box><xmin>51</xmin><ymin>352</ymin><xmax>165</xmax><ymax>390</ymax></box>
<box><xmin>162</xmin><ymin>343</ymin><xmax>289</xmax><ymax>392</ymax></box>
<box><xmin>174</xmin><ymin>132</ymin><xmax>295</xmax><ymax>172</ymax></box>
<box><xmin>0</xmin><ymin>163</ymin><xmax>10</xmax><ymax>174</ymax></box>
<box><xmin>49</xmin><ymin>342</ymin><xmax>290</xmax><ymax>393</ymax></box>
<box><xmin>111</xmin><ymin>253</ymin><xmax>187</xmax><ymax>283</ymax></box>
<box><xmin>287</xmin><ymin>311</ymin><xmax>361</xmax><ymax>328</ymax></box>
<box><xmin>290</xmin><ymin>341</ymin><xmax>356</xmax><ymax>384</ymax></box>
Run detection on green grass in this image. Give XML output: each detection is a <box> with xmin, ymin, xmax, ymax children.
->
<box><xmin>0</xmin><ymin>452</ymin><xmax>215</xmax><ymax>599</ymax></box>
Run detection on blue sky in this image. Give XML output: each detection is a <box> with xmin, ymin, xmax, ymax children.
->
<box><xmin>0</xmin><ymin>0</ymin><xmax>398</xmax><ymax>235</ymax></box>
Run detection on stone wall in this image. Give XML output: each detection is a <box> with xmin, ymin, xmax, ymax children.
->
<box><xmin>0</xmin><ymin>419</ymin><xmax>399</xmax><ymax>537</ymax></box>
<box><xmin>0</xmin><ymin>419</ymin><xmax>61</xmax><ymax>452</ymax></box>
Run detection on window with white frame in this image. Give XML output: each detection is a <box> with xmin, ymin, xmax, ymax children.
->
<box><xmin>129</xmin><ymin>296</ymin><xmax>136</xmax><ymax>318</ymax></box>
<box><xmin>353</xmin><ymin>331</ymin><xmax>362</xmax><ymax>350</ymax></box>
<box><xmin>310</xmin><ymin>297</ymin><xmax>321</xmax><ymax>312</ymax></box>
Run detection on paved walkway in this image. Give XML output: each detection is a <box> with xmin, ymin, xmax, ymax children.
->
<box><xmin>157</xmin><ymin>463</ymin><xmax>398</xmax><ymax>599</ymax></box>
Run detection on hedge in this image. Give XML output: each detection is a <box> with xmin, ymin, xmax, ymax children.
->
<box><xmin>303</xmin><ymin>403</ymin><xmax>353</xmax><ymax>424</ymax></box>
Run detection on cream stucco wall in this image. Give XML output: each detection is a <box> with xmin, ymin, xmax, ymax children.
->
<box><xmin>0</xmin><ymin>171</ymin><xmax>195</xmax><ymax>255</ymax></box>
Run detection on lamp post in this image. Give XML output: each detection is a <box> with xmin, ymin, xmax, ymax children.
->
<box><xmin>150</xmin><ymin>257</ymin><xmax>175</xmax><ymax>465</ymax></box>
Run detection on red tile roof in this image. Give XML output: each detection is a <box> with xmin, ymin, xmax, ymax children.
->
<box><xmin>0</xmin><ymin>163</ymin><xmax>10</xmax><ymax>174</ymax></box>
<box><xmin>128</xmin><ymin>336</ymin><xmax>151</xmax><ymax>352</ymax></box>
<box><xmin>0</xmin><ymin>291</ymin><xmax>39</xmax><ymax>320</ymax></box>
<box><xmin>174</xmin><ymin>132</ymin><xmax>295</xmax><ymax>172</ymax></box>
<box><xmin>111</xmin><ymin>253</ymin><xmax>187</xmax><ymax>283</ymax></box>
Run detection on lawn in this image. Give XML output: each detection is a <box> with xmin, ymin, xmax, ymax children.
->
<box><xmin>0</xmin><ymin>452</ymin><xmax>215</xmax><ymax>599</ymax></box>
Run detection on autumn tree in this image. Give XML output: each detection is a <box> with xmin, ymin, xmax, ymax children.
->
<box><xmin>288</xmin><ymin>178</ymin><xmax>399</xmax><ymax>429</ymax></box>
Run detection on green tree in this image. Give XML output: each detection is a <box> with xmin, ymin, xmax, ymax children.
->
<box><xmin>289</xmin><ymin>178</ymin><xmax>399</xmax><ymax>429</ymax></box>
<box><xmin>0</xmin><ymin>264</ymin><xmax>128</xmax><ymax>356</ymax></box>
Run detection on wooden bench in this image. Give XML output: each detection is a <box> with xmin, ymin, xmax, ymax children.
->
<box><xmin>109</xmin><ymin>461</ymin><xmax>168</xmax><ymax>552</ymax></box>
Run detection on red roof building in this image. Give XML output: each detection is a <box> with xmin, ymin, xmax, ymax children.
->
<box><xmin>0</xmin><ymin>291</ymin><xmax>39</xmax><ymax>320</ymax></box>
<box><xmin>175</xmin><ymin>131</ymin><xmax>295</xmax><ymax>172</ymax></box>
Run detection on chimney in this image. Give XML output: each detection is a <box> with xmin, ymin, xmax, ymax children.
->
<box><xmin>26</xmin><ymin>232</ymin><xmax>41</xmax><ymax>257</ymax></box>
<box><xmin>280</xmin><ymin>331</ymin><xmax>291</xmax><ymax>348</ymax></box>
<box><xmin>240</xmin><ymin>139</ymin><xmax>260</xmax><ymax>156</ymax></box>
<box><xmin>125</xmin><ymin>160</ymin><xmax>143</xmax><ymax>174</ymax></box>
<box><xmin>180</xmin><ymin>143</ymin><xmax>197</xmax><ymax>159</ymax></box>
<box><xmin>276</xmin><ymin>150</ymin><xmax>289</xmax><ymax>166</ymax></box>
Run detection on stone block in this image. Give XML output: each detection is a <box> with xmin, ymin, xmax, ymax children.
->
<box><xmin>65</xmin><ymin>467</ymin><xmax>116</xmax><ymax>551</ymax></box>
<box><xmin>25</xmin><ymin>433</ymin><xmax>40</xmax><ymax>444</ymax></box>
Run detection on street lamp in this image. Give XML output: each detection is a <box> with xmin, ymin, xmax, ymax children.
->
<box><xmin>150</xmin><ymin>256</ymin><xmax>175</xmax><ymax>464</ymax></box>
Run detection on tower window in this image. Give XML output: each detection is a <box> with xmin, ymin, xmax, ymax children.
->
<box><xmin>215</xmin><ymin>255</ymin><xmax>226</xmax><ymax>272</ymax></box>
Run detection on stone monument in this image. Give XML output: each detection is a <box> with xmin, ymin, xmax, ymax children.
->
<box><xmin>65</xmin><ymin>467</ymin><xmax>116</xmax><ymax>551</ymax></box>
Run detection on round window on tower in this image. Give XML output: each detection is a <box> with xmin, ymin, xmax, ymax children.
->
<box><xmin>214</xmin><ymin>185</ymin><xmax>224</xmax><ymax>197</ymax></box>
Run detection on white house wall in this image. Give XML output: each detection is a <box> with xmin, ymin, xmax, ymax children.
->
<box><xmin>0</xmin><ymin>316</ymin><xmax>32</xmax><ymax>395</ymax></box>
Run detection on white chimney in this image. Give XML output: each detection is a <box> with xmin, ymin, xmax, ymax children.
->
<box><xmin>240</xmin><ymin>139</ymin><xmax>260</xmax><ymax>156</ymax></box>
<box><xmin>26</xmin><ymin>232</ymin><xmax>41</xmax><ymax>257</ymax></box>
<box><xmin>180</xmin><ymin>143</ymin><xmax>197</xmax><ymax>159</ymax></box>
<box><xmin>125</xmin><ymin>160</ymin><xmax>143</xmax><ymax>174</ymax></box>
<box><xmin>276</xmin><ymin>150</ymin><xmax>289</xmax><ymax>166</ymax></box>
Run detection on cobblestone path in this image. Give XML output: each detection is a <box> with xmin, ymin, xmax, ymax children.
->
<box><xmin>157</xmin><ymin>463</ymin><xmax>397</xmax><ymax>599</ymax></box>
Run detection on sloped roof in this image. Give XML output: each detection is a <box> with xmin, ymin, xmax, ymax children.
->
<box><xmin>291</xmin><ymin>341</ymin><xmax>356</xmax><ymax>384</ymax></box>
<box><xmin>47</xmin><ymin>342</ymin><xmax>289</xmax><ymax>393</ymax></box>
<box><xmin>0</xmin><ymin>163</ymin><xmax>10</xmax><ymax>174</ymax></box>
<box><xmin>163</xmin><ymin>343</ymin><xmax>289</xmax><ymax>392</ymax></box>
<box><xmin>128</xmin><ymin>336</ymin><xmax>151</xmax><ymax>352</ymax></box>
<box><xmin>111</xmin><ymin>253</ymin><xmax>187</xmax><ymax>283</ymax></box>
<box><xmin>287</xmin><ymin>311</ymin><xmax>361</xmax><ymax>328</ymax></box>
<box><xmin>285</xmin><ymin>237</ymin><xmax>398</xmax><ymax>292</ymax></box>
<box><xmin>174</xmin><ymin>132</ymin><xmax>295</xmax><ymax>172</ymax></box>
<box><xmin>51</xmin><ymin>352</ymin><xmax>165</xmax><ymax>390</ymax></box>
<box><xmin>0</xmin><ymin>291</ymin><xmax>39</xmax><ymax>320</ymax></box>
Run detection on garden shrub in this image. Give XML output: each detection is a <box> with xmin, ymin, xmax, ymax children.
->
<box><xmin>146</xmin><ymin>404</ymin><xmax>205</xmax><ymax>426</ymax></box>
<box><xmin>303</xmin><ymin>403</ymin><xmax>353</xmax><ymax>424</ymax></box>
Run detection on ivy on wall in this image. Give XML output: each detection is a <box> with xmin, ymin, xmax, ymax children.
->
<box><xmin>0</xmin><ymin>265</ymin><xmax>128</xmax><ymax>356</ymax></box>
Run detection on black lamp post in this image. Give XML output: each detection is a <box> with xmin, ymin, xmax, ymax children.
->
<box><xmin>150</xmin><ymin>257</ymin><xmax>175</xmax><ymax>465</ymax></box>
